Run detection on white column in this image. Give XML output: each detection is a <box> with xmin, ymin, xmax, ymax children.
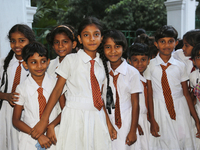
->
<box><xmin>0</xmin><ymin>0</ymin><xmax>36</xmax><ymax>58</ymax></box>
<box><xmin>164</xmin><ymin>0</ymin><xmax>199</xmax><ymax>38</ymax></box>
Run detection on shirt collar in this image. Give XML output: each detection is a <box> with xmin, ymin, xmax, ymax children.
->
<box><xmin>27</xmin><ymin>72</ymin><xmax>52</xmax><ymax>96</ymax></box>
<box><xmin>140</xmin><ymin>74</ymin><xmax>146</xmax><ymax>83</ymax></box>
<box><xmin>108</xmin><ymin>58</ymin><xmax>127</xmax><ymax>76</ymax></box>
<box><xmin>78</xmin><ymin>49</ymin><xmax>102</xmax><ymax>67</ymax></box>
<box><xmin>155</xmin><ymin>54</ymin><xmax>177</xmax><ymax>66</ymax></box>
<box><xmin>9</xmin><ymin>54</ymin><xmax>23</xmax><ymax>66</ymax></box>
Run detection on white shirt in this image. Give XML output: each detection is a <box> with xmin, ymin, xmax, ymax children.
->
<box><xmin>145</xmin><ymin>54</ymin><xmax>188</xmax><ymax>99</ymax></box>
<box><xmin>139</xmin><ymin>75</ymin><xmax>148</xmax><ymax>114</ymax></box>
<box><xmin>56</xmin><ymin>49</ymin><xmax>105</xmax><ymax>100</ymax></box>
<box><xmin>47</xmin><ymin>56</ymin><xmax>60</xmax><ymax>78</ymax></box>
<box><xmin>173</xmin><ymin>49</ymin><xmax>194</xmax><ymax>77</ymax></box>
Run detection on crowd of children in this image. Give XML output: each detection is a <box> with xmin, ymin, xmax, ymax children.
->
<box><xmin>1</xmin><ymin>16</ymin><xmax>200</xmax><ymax>150</ymax></box>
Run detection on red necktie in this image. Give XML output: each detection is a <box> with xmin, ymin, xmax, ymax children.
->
<box><xmin>160</xmin><ymin>63</ymin><xmax>176</xmax><ymax>120</ymax></box>
<box><xmin>141</xmin><ymin>81</ymin><xmax>150</xmax><ymax>121</ymax></box>
<box><xmin>37</xmin><ymin>87</ymin><xmax>47</xmax><ymax>119</ymax></box>
<box><xmin>90</xmin><ymin>60</ymin><xmax>104</xmax><ymax>111</ymax></box>
<box><xmin>110</xmin><ymin>71</ymin><xmax>122</xmax><ymax>129</ymax></box>
<box><xmin>11</xmin><ymin>61</ymin><xmax>22</xmax><ymax>93</ymax></box>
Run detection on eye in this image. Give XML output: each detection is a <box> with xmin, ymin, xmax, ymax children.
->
<box><xmin>41</xmin><ymin>60</ymin><xmax>46</xmax><ymax>63</ymax></box>
<box><xmin>63</xmin><ymin>40</ymin><xmax>68</xmax><ymax>43</ymax></box>
<box><xmin>94</xmin><ymin>33</ymin><xmax>100</xmax><ymax>37</ymax></box>
<box><xmin>19</xmin><ymin>39</ymin><xmax>25</xmax><ymax>43</ymax></box>
<box><xmin>10</xmin><ymin>40</ymin><xmax>15</xmax><ymax>43</ymax></box>
<box><xmin>31</xmin><ymin>61</ymin><xmax>36</xmax><ymax>64</ymax></box>
<box><xmin>160</xmin><ymin>40</ymin><xmax>165</xmax><ymax>44</ymax></box>
<box><xmin>104</xmin><ymin>46</ymin><xmax>110</xmax><ymax>49</ymax></box>
<box><xmin>169</xmin><ymin>39</ymin><xmax>174</xmax><ymax>43</ymax></box>
<box><xmin>84</xmin><ymin>34</ymin><xmax>89</xmax><ymax>37</ymax></box>
<box><xmin>115</xmin><ymin>45</ymin><xmax>121</xmax><ymax>49</ymax></box>
<box><xmin>141</xmin><ymin>58</ymin><xmax>146</xmax><ymax>61</ymax></box>
<box><xmin>133</xmin><ymin>59</ymin><xmax>138</xmax><ymax>62</ymax></box>
<box><xmin>53</xmin><ymin>41</ymin><xmax>59</xmax><ymax>45</ymax></box>
<box><xmin>196</xmin><ymin>56</ymin><xmax>200</xmax><ymax>60</ymax></box>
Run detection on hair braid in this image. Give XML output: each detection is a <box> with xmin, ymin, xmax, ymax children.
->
<box><xmin>98</xmin><ymin>48</ymin><xmax>115</xmax><ymax>114</ymax></box>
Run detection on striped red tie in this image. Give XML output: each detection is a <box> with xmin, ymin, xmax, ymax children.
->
<box><xmin>110</xmin><ymin>71</ymin><xmax>122</xmax><ymax>129</ymax></box>
<box><xmin>90</xmin><ymin>60</ymin><xmax>104</xmax><ymax>111</ymax></box>
<box><xmin>11</xmin><ymin>61</ymin><xmax>22</xmax><ymax>93</ymax></box>
<box><xmin>37</xmin><ymin>87</ymin><xmax>47</xmax><ymax>119</ymax></box>
<box><xmin>160</xmin><ymin>63</ymin><xmax>176</xmax><ymax>120</ymax></box>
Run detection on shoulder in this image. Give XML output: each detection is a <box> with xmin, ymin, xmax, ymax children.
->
<box><xmin>172</xmin><ymin>57</ymin><xmax>185</xmax><ymax>68</ymax></box>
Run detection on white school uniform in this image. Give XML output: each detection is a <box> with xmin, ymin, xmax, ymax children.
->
<box><xmin>55</xmin><ymin>49</ymin><xmax>111</xmax><ymax>150</ymax></box>
<box><xmin>15</xmin><ymin>73</ymin><xmax>60</xmax><ymax>150</ymax></box>
<box><xmin>103</xmin><ymin>59</ymin><xmax>142</xmax><ymax>150</ymax></box>
<box><xmin>173</xmin><ymin>49</ymin><xmax>194</xmax><ymax>77</ymax></box>
<box><xmin>190</xmin><ymin>69</ymin><xmax>200</xmax><ymax>149</ymax></box>
<box><xmin>145</xmin><ymin>54</ymin><xmax>196</xmax><ymax>150</ymax></box>
<box><xmin>138</xmin><ymin>75</ymin><xmax>150</xmax><ymax>150</ymax></box>
<box><xmin>47</xmin><ymin>56</ymin><xmax>60</xmax><ymax>78</ymax></box>
<box><xmin>0</xmin><ymin>55</ymin><xmax>29</xmax><ymax>150</ymax></box>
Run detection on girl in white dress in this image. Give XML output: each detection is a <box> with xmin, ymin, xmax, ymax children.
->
<box><xmin>128</xmin><ymin>43</ymin><xmax>151</xmax><ymax>150</ymax></box>
<box><xmin>30</xmin><ymin>16</ymin><xmax>117</xmax><ymax>150</ymax></box>
<box><xmin>189</xmin><ymin>43</ymin><xmax>200</xmax><ymax>149</ymax></box>
<box><xmin>146</xmin><ymin>25</ymin><xmax>200</xmax><ymax>150</ymax></box>
<box><xmin>0</xmin><ymin>24</ymin><xmax>35</xmax><ymax>150</ymax></box>
<box><xmin>46</xmin><ymin>25</ymin><xmax>77</xmax><ymax>109</ymax></box>
<box><xmin>102</xmin><ymin>30</ymin><xmax>142</xmax><ymax>150</ymax></box>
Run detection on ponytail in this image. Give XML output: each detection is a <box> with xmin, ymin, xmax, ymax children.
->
<box><xmin>98</xmin><ymin>48</ymin><xmax>115</xmax><ymax>114</ymax></box>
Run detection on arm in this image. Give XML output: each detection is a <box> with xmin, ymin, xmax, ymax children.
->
<box><xmin>59</xmin><ymin>94</ymin><xmax>66</xmax><ymax>110</ymax></box>
<box><xmin>103</xmin><ymin>105</ymin><xmax>117</xmax><ymax>140</ymax></box>
<box><xmin>147</xmin><ymin>80</ymin><xmax>160</xmax><ymax>137</ymax></box>
<box><xmin>0</xmin><ymin>91</ymin><xmax>19</xmax><ymax>106</ymax></box>
<box><xmin>126</xmin><ymin>93</ymin><xmax>139</xmax><ymax>146</ymax></box>
<box><xmin>31</xmin><ymin>76</ymin><xmax>66</xmax><ymax>139</ymax></box>
<box><xmin>181</xmin><ymin>81</ymin><xmax>200</xmax><ymax>138</ymax></box>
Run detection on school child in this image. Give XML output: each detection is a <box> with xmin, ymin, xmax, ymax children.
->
<box><xmin>0</xmin><ymin>24</ymin><xmax>35</xmax><ymax>150</ymax></box>
<box><xmin>128</xmin><ymin>43</ymin><xmax>150</xmax><ymax>150</ymax></box>
<box><xmin>12</xmin><ymin>42</ymin><xmax>61</xmax><ymax>150</ymax></box>
<box><xmin>46</xmin><ymin>25</ymin><xmax>77</xmax><ymax>78</ymax></box>
<box><xmin>173</xmin><ymin>29</ymin><xmax>200</xmax><ymax>76</ymax></box>
<box><xmin>189</xmin><ymin>43</ymin><xmax>200</xmax><ymax>149</ymax></box>
<box><xmin>30</xmin><ymin>16</ymin><xmax>117</xmax><ymax>150</ymax></box>
<box><xmin>145</xmin><ymin>25</ymin><xmax>200</xmax><ymax>150</ymax></box>
<box><xmin>102</xmin><ymin>29</ymin><xmax>142</xmax><ymax>150</ymax></box>
<box><xmin>46</xmin><ymin>25</ymin><xmax>77</xmax><ymax>109</ymax></box>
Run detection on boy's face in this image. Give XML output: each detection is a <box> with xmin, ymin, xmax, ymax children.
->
<box><xmin>193</xmin><ymin>53</ymin><xmax>200</xmax><ymax>69</ymax></box>
<box><xmin>23</xmin><ymin>53</ymin><xmax>50</xmax><ymax>80</ymax></box>
<box><xmin>182</xmin><ymin>39</ymin><xmax>193</xmax><ymax>57</ymax></box>
<box><xmin>129</xmin><ymin>55</ymin><xmax>150</xmax><ymax>75</ymax></box>
<box><xmin>154</xmin><ymin>37</ymin><xmax>178</xmax><ymax>57</ymax></box>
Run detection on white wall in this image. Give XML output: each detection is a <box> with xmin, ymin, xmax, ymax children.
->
<box><xmin>0</xmin><ymin>0</ymin><xmax>36</xmax><ymax>58</ymax></box>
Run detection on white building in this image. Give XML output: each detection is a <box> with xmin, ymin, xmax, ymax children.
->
<box><xmin>0</xmin><ymin>0</ymin><xmax>36</xmax><ymax>58</ymax></box>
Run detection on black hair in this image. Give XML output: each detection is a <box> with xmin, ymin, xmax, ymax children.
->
<box><xmin>46</xmin><ymin>24</ymin><xmax>77</xmax><ymax>53</ymax></box>
<box><xmin>0</xmin><ymin>24</ymin><xmax>35</xmax><ymax>109</ymax></box>
<box><xmin>183</xmin><ymin>29</ymin><xmax>200</xmax><ymax>47</ymax></box>
<box><xmin>191</xmin><ymin>43</ymin><xmax>200</xmax><ymax>60</ymax></box>
<box><xmin>136</xmin><ymin>28</ymin><xmax>146</xmax><ymax>37</ymax></box>
<box><xmin>128</xmin><ymin>43</ymin><xmax>150</xmax><ymax>60</ymax></box>
<box><xmin>155</xmin><ymin>25</ymin><xmax>178</xmax><ymax>42</ymax></box>
<box><xmin>175</xmin><ymin>39</ymin><xmax>183</xmax><ymax>50</ymax></box>
<box><xmin>102</xmin><ymin>30</ymin><xmax>128</xmax><ymax>59</ymax></box>
<box><xmin>134</xmin><ymin>33</ymin><xmax>149</xmax><ymax>45</ymax></box>
<box><xmin>22</xmin><ymin>42</ymin><xmax>48</xmax><ymax>63</ymax></box>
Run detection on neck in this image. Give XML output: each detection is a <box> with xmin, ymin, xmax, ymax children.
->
<box><xmin>159</xmin><ymin>53</ymin><xmax>171</xmax><ymax>63</ymax></box>
<box><xmin>59</xmin><ymin>56</ymin><xmax>65</xmax><ymax>63</ymax></box>
<box><xmin>15</xmin><ymin>55</ymin><xmax>22</xmax><ymax>61</ymax></box>
<box><xmin>84</xmin><ymin>50</ymin><xmax>97</xmax><ymax>59</ymax></box>
<box><xmin>31</xmin><ymin>74</ymin><xmax>45</xmax><ymax>87</ymax></box>
<box><xmin>110</xmin><ymin>59</ymin><xmax>123</xmax><ymax>71</ymax></box>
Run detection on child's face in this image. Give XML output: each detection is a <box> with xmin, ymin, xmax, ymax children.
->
<box><xmin>10</xmin><ymin>31</ymin><xmax>29</xmax><ymax>60</ymax></box>
<box><xmin>78</xmin><ymin>24</ymin><xmax>102</xmax><ymax>54</ymax></box>
<box><xmin>23</xmin><ymin>53</ymin><xmax>50</xmax><ymax>80</ymax></box>
<box><xmin>182</xmin><ymin>39</ymin><xmax>193</xmax><ymax>57</ymax></box>
<box><xmin>129</xmin><ymin>55</ymin><xmax>150</xmax><ymax>75</ymax></box>
<box><xmin>53</xmin><ymin>33</ymin><xmax>76</xmax><ymax>61</ymax></box>
<box><xmin>154</xmin><ymin>37</ymin><xmax>178</xmax><ymax>57</ymax></box>
<box><xmin>193</xmin><ymin>53</ymin><xmax>200</xmax><ymax>69</ymax></box>
<box><xmin>104</xmin><ymin>38</ymin><xmax>123</xmax><ymax>66</ymax></box>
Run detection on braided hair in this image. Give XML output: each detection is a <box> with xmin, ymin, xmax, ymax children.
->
<box><xmin>0</xmin><ymin>24</ymin><xmax>35</xmax><ymax>109</ymax></box>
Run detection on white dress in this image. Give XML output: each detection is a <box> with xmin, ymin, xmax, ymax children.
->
<box><xmin>145</xmin><ymin>54</ymin><xmax>196</xmax><ymax>150</ymax></box>
<box><xmin>0</xmin><ymin>55</ymin><xmax>29</xmax><ymax>150</ymax></box>
<box><xmin>55</xmin><ymin>49</ymin><xmax>111</xmax><ymax>150</ymax></box>
<box><xmin>47</xmin><ymin>56</ymin><xmax>60</xmax><ymax>78</ymax></box>
<box><xmin>138</xmin><ymin>75</ymin><xmax>150</xmax><ymax>150</ymax></box>
<box><xmin>15</xmin><ymin>73</ymin><xmax>60</xmax><ymax>150</ymax></box>
<box><xmin>102</xmin><ymin>59</ymin><xmax>142</xmax><ymax>150</ymax></box>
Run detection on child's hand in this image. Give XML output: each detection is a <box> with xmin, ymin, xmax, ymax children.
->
<box><xmin>6</xmin><ymin>92</ymin><xmax>19</xmax><ymax>107</ymax></box>
<box><xmin>31</xmin><ymin>120</ymin><xmax>48</xmax><ymax>139</ymax></box>
<box><xmin>107</xmin><ymin>122</ymin><xmax>117</xmax><ymax>140</ymax></box>
<box><xmin>137</xmin><ymin>124</ymin><xmax>144</xmax><ymax>135</ymax></box>
<box><xmin>38</xmin><ymin>134</ymin><xmax>52</xmax><ymax>149</ymax></box>
<box><xmin>150</xmin><ymin>120</ymin><xmax>160</xmax><ymax>137</ymax></box>
<box><xmin>196</xmin><ymin>122</ymin><xmax>200</xmax><ymax>138</ymax></box>
<box><xmin>46</xmin><ymin>124</ymin><xmax>57</xmax><ymax>145</ymax></box>
<box><xmin>125</xmin><ymin>131</ymin><xmax>137</xmax><ymax>146</ymax></box>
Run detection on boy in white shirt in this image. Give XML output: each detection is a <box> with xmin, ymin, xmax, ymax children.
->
<box><xmin>12</xmin><ymin>42</ymin><xmax>63</xmax><ymax>150</ymax></box>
